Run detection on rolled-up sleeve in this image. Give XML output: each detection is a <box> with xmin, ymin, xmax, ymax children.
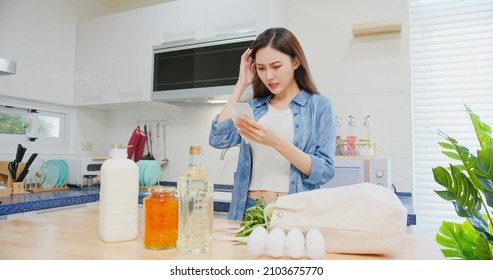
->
<box><xmin>209</xmin><ymin>115</ymin><xmax>242</xmax><ymax>149</ymax></box>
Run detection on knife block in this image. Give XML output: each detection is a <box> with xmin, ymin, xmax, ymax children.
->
<box><xmin>0</xmin><ymin>161</ymin><xmax>25</xmax><ymax>194</ymax></box>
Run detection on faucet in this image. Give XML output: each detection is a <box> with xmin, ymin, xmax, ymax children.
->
<box><xmin>220</xmin><ymin>145</ymin><xmax>239</xmax><ymax>160</ymax></box>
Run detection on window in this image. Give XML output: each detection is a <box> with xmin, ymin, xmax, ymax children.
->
<box><xmin>0</xmin><ymin>107</ymin><xmax>63</xmax><ymax>139</ymax></box>
<box><xmin>410</xmin><ymin>0</ymin><xmax>493</xmax><ymax>234</ymax></box>
<box><xmin>0</xmin><ymin>101</ymin><xmax>73</xmax><ymax>154</ymax></box>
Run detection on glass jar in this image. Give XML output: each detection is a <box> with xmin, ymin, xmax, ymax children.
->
<box><xmin>144</xmin><ymin>186</ymin><xmax>178</xmax><ymax>250</ymax></box>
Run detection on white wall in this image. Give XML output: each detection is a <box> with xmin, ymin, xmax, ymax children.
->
<box><xmin>285</xmin><ymin>0</ymin><xmax>412</xmax><ymax>192</ymax></box>
<box><xmin>0</xmin><ymin>0</ymin><xmax>111</xmax><ymax>105</ymax></box>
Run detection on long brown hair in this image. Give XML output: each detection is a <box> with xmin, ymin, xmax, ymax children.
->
<box><xmin>250</xmin><ymin>27</ymin><xmax>318</xmax><ymax>98</ymax></box>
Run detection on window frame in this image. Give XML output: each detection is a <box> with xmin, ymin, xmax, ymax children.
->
<box><xmin>0</xmin><ymin>99</ymin><xmax>75</xmax><ymax>154</ymax></box>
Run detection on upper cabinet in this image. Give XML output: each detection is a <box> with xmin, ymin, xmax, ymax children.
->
<box><xmin>74</xmin><ymin>0</ymin><xmax>285</xmax><ymax>106</ymax></box>
<box><xmin>75</xmin><ymin>9</ymin><xmax>155</xmax><ymax>106</ymax></box>
<box><xmin>153</xmin><ymin>0</ymin><xmax>207</xmax><ymax>43</ymax></box>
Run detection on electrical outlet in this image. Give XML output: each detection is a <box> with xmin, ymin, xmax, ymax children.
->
<box><xmin>81</xmin><ymin>141</ymin><xmax>93</xmax><ymax>151</ymax></box>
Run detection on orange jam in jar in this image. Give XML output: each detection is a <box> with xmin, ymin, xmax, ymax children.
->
<box><xmin>144</xmin><ymin>186</ymin><xmax>178</xmax><ymax>250</ymax></box>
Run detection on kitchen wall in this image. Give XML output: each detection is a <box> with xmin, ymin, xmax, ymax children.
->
<box><xmin>0</xmin><ymin>0</ymin><xmax>413</xmax><ymax>192</ymax></box>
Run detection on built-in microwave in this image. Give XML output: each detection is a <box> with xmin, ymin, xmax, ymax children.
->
<box><xmin>152</xmin><ymin>33</ymin><xmax>256</xmax><ymax>105</ymax></box>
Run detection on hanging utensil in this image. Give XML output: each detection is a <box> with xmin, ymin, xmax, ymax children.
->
<box><xmin>148</xmin><ymin>125</ymin><xmax>155</xmax><ymax>160</ymax></box>
<box><xmin>161</xmin><ymin>123</ymin><xmax>169</xmax><ymax>167</ymax></box>
<box><xmin>141</xmin><ymin>124</ymin><xmax>153</xmax><ymax>160</ymax></box>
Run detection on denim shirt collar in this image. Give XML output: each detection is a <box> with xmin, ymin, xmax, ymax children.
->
<box><xmin>250</xmin><ymin>89</ymin><xmax>311</xmax><ymax>108</ymax></box>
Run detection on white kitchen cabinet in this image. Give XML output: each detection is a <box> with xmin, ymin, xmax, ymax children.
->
<box><xmin>75</xmin><ymin>8</ymin><xmax>155</xmax><ymax>106</ymax></box>
<box><xmin>153</xmin><ymin>0</ymin><xmax>207</xmax><ymax>43</ymax></box>
<box><xmin>205</xmin><ymin>0</ymin><xmax>268</xmax><ymax>38</ymax></box>
<box><xmin>74</xmin><ymin>15</ymin><xmax>114</xmax><ymax>105</ymax></box>
<box><xmin>154</xmin><ymin>0</ymin><xmax>282</xmax><ymax>44</ymax></box>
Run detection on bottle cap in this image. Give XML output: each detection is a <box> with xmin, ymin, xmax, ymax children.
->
<box><xmin>189</xmin><ymin>146</ymin><xmax>202</xmax><ymax>155</ymax></box>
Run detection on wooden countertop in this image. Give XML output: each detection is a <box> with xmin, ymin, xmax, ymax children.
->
<box><xmin>0</xmin><ymin>207</ymin><xmax>443</xmax><ymax>260</ymax></box>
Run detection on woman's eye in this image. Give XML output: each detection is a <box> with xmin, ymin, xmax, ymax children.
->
<box><xmin>257</xmin><ymin>67</ymin><xmax>265</xmax><ymax>71</ymax></box>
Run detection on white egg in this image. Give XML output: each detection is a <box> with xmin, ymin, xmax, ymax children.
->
<box><xmin>247</xmin><ymin>226</ymin><xmax>268</xmax><ymax>258</ymax></box>
<box><xmin>265</xmin><ymin>228</ymin><xmax>286</xmax><ymax>258</ymax></box>
<box><xmin>305</xmin><ymin>228</ymin><xmax>326</xmax><ymax>260</ymax></box>
<box><xmin>284</xmin><ymin>228</ymin><xmax>305</xmax><ymax>258</ymax></box>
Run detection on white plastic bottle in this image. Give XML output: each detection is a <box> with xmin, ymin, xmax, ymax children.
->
<box><xmin>99</xmin><ymin>146</ymin><xmax>139</xmax><ymax>243</ymax></box>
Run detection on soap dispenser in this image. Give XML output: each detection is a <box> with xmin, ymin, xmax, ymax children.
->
<box><xmin>359</xmin><ymin>116</ymin><xmax>374</xmax><ymax>156</ymax></box>
<box><xmin>346</xmin><ymin>116</ymin><xmax>358</xmax><ymax>156</ymax></box>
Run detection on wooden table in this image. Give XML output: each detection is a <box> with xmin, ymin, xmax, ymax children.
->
<box><xmin>0</xmin><ymin>207</ymin><xmax>443</xmax><ymax>260</ymax></box>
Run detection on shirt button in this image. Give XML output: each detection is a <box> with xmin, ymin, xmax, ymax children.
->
<box><xmin>295</xmin><ymin>124</ymin><xmax>299</xmax><ymax>128</ymax></box>
<box><xmin>294</xmin><ymin>112</ymin><xmax>298</xmax><ymax>116</ymax></box>
<box><xmin>295</xmin><ymin>142</ymin><xmax>299</xmax><ymax>147</ymax></box>
<box><xmin>290</xmin><ymin>181</ymin><xmax>295</xmax><ymax>185</ymax></box>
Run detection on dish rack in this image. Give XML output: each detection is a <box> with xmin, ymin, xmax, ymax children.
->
<box><xmin>0</xmin><ymin>160</ymin><xmax>68</xmax><ymax>196</ymax></box>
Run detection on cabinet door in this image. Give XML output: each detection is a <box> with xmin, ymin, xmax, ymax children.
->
<box><xmin>154</xmin><ymin>0</ymin><xmax>207</xmax><ymax>43</ymax></box>
<box><xmin>205</xmin><ymin>0</ymin><xmax>268</xmax><ymax>38</ymax></box>
<box><xmin>110</xmin><ymin>8</ymin><xmax>154</xmax><ymax>103</ymax></box>
<box><xmin>74</xmin><ymin>15</ymin><xmax>114</xmax><ymax>105</ymax></box>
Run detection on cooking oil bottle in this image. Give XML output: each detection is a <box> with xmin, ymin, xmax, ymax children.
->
<box><xmin>176</xmin><ymin>146</ymin><xmax>213</xmax><ymax>254</ymax></box>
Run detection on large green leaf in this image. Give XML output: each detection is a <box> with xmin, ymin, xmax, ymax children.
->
<box><xmin>477</xmin><ymin>148</ymin><xmax>493</xmax><ymax>189</ymax></box>
<box><xmin>465</xmin><ymin>104</ymin><xmax>493</xmax><ymax>150</ymax></box>
<box><xmin>436</xmin><ymin>220</ymin><xmax>493</xmax><ymax>259</ymax></box>
<box><xmin>436</xmin><ymin>221</ymin><xmax>478</xmax><ymax>259</ymax></box>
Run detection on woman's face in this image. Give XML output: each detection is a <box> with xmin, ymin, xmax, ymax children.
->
<box><xmin>254</xmin><ymin>46</ymin><xmax>299</xmax><ymax>96</ymax></box>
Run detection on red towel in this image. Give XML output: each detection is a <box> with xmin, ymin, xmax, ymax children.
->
<box><xmin>127</xmin><ymin>126</ymin><xmax>146</xmax><ymax>161</ymax></box>
<box><xmin>134</xmin><ymin>129</ymin><xmax>146</xmax><ymax>162</ymax></box>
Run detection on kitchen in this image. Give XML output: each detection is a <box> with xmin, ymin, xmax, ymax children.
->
<box><xmin>0</xmin><ymin>0</ymin><xmax>487</xmax><ymax>271</ymax></box>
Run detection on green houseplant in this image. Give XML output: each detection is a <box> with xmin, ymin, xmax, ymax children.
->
<box><xmin>432</xmin><ymin>104</ymin><xmax>493</xmax><ymax>259</ymax></box>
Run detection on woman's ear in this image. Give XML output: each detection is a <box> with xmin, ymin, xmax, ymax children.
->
<box><xmin>293</xmin><ymin>57</ymin><xmax>301</xmax><ymax>69</ymax></box>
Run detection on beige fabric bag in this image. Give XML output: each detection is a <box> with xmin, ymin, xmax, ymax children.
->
<box><xmin>268</xmin><ymin>183</ymin><xmax>408</xmax><ymax>255</ymax></box>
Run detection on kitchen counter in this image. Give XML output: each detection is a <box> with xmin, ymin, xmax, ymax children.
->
<box><xmin>0</xmin><ymin>207</ymin><xmax>442</xmax><ymax>260</ymax></box>
<box><xmin>0</xmin><ymin>184</ymin><xmax>417</xmax><ymax>226</ymax></box>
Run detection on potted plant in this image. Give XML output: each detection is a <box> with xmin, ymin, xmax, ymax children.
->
<box><xmin>432</xmin><ymin>104</ymin><xmax>493</xmax><ymax>259</ymax></box>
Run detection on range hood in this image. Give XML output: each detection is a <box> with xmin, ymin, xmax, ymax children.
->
<box><xmin>0</xmin><ymin>57</ymin><xmax>17</xmax><ymax>76</ymax></box>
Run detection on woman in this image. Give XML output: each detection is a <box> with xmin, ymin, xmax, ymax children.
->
<box><xmin>209</xmin><ymin>27</ymin><xmax>336</xmax><ymax>220</ymax></box>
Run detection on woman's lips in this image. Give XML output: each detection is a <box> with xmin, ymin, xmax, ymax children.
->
<box><xmin>268</xmin><ymin>83</ymin><xmax>279</xmax><ymax>90</ymax></box>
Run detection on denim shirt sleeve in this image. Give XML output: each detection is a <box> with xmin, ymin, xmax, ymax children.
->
<box><xmin>209</xmin><ymin>115</ymin><xmax>242</xmax><ymax>149</ymax></box>
<box><xmin>303</xmin><ymin>96</ymin><xmax>336</xmax><ymax>185</ymax></box>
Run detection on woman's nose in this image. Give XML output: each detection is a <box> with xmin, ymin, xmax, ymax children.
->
<box><xmin>266</xmin><ymin>68</ymin><xmax>275</xmax><ymax>80</ymax></box>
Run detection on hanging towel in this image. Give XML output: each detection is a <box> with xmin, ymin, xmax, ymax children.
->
<box><xmin>127</xmin><ymin>126</ymin><xmax>146</xmax><ymax>161</ymax></box>
<box><xmin>134</xmin><ymin>128</ymin><xmax>146</xmax><ymax>162</ymax></box>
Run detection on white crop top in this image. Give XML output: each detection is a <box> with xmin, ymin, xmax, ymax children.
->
<box><xmin>249</xmin><ymin>104</ymin><xmax>294</xmax><ymax>193</ymax></box>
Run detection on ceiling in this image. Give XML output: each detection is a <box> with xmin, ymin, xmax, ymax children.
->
<box><xmin>98</xmin><ymin>0</ymin><xmax>172</xmax><ymax>9</ymax></box>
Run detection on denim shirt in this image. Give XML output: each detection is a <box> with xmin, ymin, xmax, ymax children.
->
<box><xmin>209</xmin><ymin>90</ymin><xmax>336</xmax><ymax>220</ymax></box>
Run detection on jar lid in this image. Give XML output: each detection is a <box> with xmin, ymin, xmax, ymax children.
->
<box><xmin>189</xmin><ymin>146</ymin><xmax>202</xmax><ymax>155</ymax></box>
<box><xmin>148</xmin><ymin>185</ymin><xmax>176</xmax><ymax>193</ymax></box>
